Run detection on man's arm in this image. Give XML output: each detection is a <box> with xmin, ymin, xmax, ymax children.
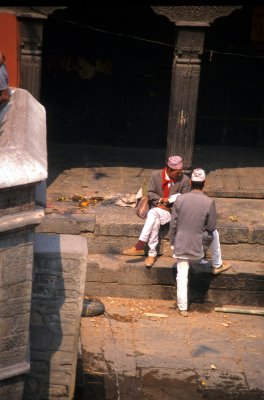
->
<box><xmin>147</xmin><ymin>172</ymin><xmax>161</xmax><ymax>206</ymax></box>
<box><xmin>169</xmin><ymin>200</ymin><xmax>179</xmax><ymax>245</ymax></box>
<box><xmin>206</xmin><ymin>200</ymin><xmax>217</xmax><ymax>232</ymax></box>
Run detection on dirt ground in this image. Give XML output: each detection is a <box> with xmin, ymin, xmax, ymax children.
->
<box><xmin>79</xmin><ymin>297</ymin><xmax>264</xmax><ymax>400</ymax></box>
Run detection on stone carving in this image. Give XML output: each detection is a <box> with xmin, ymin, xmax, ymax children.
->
<box><xmin>152</xmin><ymin>6</ymin><xmax>243</xmax><ymax>26</ymax></box>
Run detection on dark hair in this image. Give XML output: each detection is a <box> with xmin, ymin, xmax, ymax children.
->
<box><xmin>191</xmin><ymin>181</ymin><xmax>205</xmax><ymax>190</ymax></box>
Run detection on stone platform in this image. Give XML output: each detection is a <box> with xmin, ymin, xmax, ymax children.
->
<box><xmin>39</xmin><ymin>143</ymin><xmax>264</xmax><ymax>306</ymax></box>
<box><xmin>37</xmin><ymin>199</ymin><xmax>264</xmax><ymax>263</ymax></box>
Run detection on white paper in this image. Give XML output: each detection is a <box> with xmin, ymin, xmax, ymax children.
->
<box><xmin>168</xmin><ymin>193</ymin><xmax>181</xmax><ymax>203</ymax></box>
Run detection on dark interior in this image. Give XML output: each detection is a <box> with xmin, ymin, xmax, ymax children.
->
<box><xmin>40</xmin><ymin>5</ymin><xmax>264</xmax><ymax>148</ymax></box>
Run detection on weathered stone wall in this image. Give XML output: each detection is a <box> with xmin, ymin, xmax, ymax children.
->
<box><xmin>0</xmin><ymin>228</ymin><xmax>34</xmax><ymax>400</ymax></box>
<box><xmin>37</xmin><ymin>207</ymin><xmax>264</xmax><ymax>262</ymax></box>
<box><xmin>23</xmin><ymin>233</ymin><xmax>88</xmax><ymax>400</ymax></box>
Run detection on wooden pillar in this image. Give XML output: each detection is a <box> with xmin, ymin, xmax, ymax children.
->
<box><xmin>18</xmin><ymin>16</ymin><xmax>46</xmax><ymax>101</ymax></box>
<box><xmin>167</xmin><ymin>27</ymin><xmax>204</xmax><ymax>168</ymax></box>
<box><xmin>0</xmin><ymin>7</ymin><xmax>64</xmax><ymax>100</ymax></box>
<box><xmin>152</xmin><ymin>6</ymin><xmax>242</xmax><ymax>169</ymax></box>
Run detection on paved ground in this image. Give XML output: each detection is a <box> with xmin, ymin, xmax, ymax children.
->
<box><xmin>47</xmin><ymin>143</ymin><xmax>264</xmax><ymax>202</ymax></box>
<box><xmin>80</xmin><ymin>297</ymin><xmax>264</xmax><ymax>400</ymax></box>
<box><xmin>45</xmin><ymin>143</ymin><xmax>264</xmax><ymax>400</ymax></box>
<box><xmin>46</xmin><ymin>142</ymin><xmax>264</xmax><ymax>228</ymax></box>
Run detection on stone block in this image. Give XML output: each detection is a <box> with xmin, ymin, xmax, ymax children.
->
<box><xmin>0</xmin><ymin>377</ymin><xmax>25</xmax><ymax>400</ymax></box>
<box><xmin>0</xmin><ymin>301</ymin><xmax>30</xmax><ymax>324</ymax></box>
<box><xmin>0</xmin><ymin>313</ymin><xmax>30</xmax><ymax>339</ymax></box>
<box><xmin>210</xmin><ymin>243</ymin><xmax>262</xmax><ymax>262</ymax></box>
<box><xmin>0</xmin><ymin>332</ymin><xmax>28</xmax><ymax>353</ymax></box>
<box><xmin>0</xmin><ymin>89</ymin><xmax>47</xmax><ymax>190</ymax></box>
<box><xmin>84</xmin><ymin>233</ymin><xmax>139</xmax><ymax>254</ymax></box>
<box><xmin>250</xmin><ymin>223</ymin><xmax>264</xmax><ymax>244</ymax></box>
<box><xmin>0</xmin><ymin>281</ymin><xmax>32</xmax><ymax>303</ymax></box>
<box><xmin>217</xmin><ymin>222</ymin><xmax>249</xmax><ymax>243</ymax></box>
<box><xmin>0</xmin><ymin>246</ymin><xmax>32</xmax><ymax>287</ymax></box>
<box><xmin>23</xmin><ymin>233</ymin><xmax>88</xmax><ymax>400</ymax></box>
<box><xmin>85</xmin><ymin>281</ymin><xmax>176</xmax><ymax>300</ymax></box>
<box><xmin>0</xmin><ymin>185</ymin><xmax>35</xmax><ymax>217</ymax></box>
<box><xmin>36</xmin><ymin>213</ymin><xmax>96</xmax><ymax>234</ymax></box>
<box><xmin>0</xmin><ymin>346</ymin><xmax>28</xmax><ymax>370</ymax></box>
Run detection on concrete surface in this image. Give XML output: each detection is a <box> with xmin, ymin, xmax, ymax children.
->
<box><xmin>46</xmin><ymin>143</ymin><xmax>264</xmax><ymax>200</ymax></box>
<box><xmin>80</xmin><ymin>296</ymin><xmax>264</xmax><ymax>400</ymax></box>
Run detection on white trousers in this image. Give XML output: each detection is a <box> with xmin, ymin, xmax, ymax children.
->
<box><xmin>139</xmin><ymin>207</ymin><xmax>171</xmax><ymax>257</ymax></box>
<box><xmin>209</xmin><ymin>229</ymin><xmax>222</xmax><ymax>268</ymax></box>
<box><xmin>176</xmin><ymin>259</ymin><xmax>189</xmax><ymax>311</ymax></box>
<box><xmin>176</xmin><ymin>229</ymin><xmax>223</xmax><ymax>311</ymax></box>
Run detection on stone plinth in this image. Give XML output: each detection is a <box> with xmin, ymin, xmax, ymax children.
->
<box><xmin>0</xmin><ymin>89</ymin><xmax>47</xmax><ymax>400</ymax></box>
<box><xmin>23</xmin><ymin>234</ymin><xmax>88</xmax><ymax>400</ymax></box>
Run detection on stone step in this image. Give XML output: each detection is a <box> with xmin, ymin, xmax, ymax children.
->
<box><xmin>85</xmin><ymin>254</ymin><xmax>264</xmax><ymax>307</ymax></box>
<box><xmin>37</xmin><ymin>201</ymin><xmax>264</xmax><ymax>263</ymax></box>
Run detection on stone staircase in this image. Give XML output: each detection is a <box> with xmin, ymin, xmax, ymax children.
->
<box><xmin>36</xmin><ymin>199</ymin><xmax>264</xmax><ymax>307</ymax></box>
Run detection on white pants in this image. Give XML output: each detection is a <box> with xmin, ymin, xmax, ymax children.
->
<box><xmin>209</xmin><ymin>229</ymin><xmax>222</xmax><ymax>268</ymax></box>
<box><xmin>176</xmin><ymin>259</ymin><xmax>189</xmax><ymax>311</ymax></box>
<box><xmin>139</xmin><ymin>207</ymin><xmax>171</xmax><ymax>257</ymax></box>
<box><xmin>176</xmin><ymin>229</ymin><xmax>223</xmax><ymax>311</ymax></box>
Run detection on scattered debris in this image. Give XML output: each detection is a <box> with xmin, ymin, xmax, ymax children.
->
<box><xmin>79</xmin><ymin>200</ymin><xmax>90</xmax><ymax>207</ymax></box>
<box><xmin>143</xmin><ymin>312</ymin><xmax>168</xmax><ymax>318</ymax></box>
<box><xmin>71</xmin><ymin>195</ymin><xmax>85</xmax><ymax>202</ymax></box>
<box><xmin>229</xmin><ymin>215</ymin><xmax>238</xmax><ymax>222</ymax></box>
<box><xmin>56</xmin><ymin>196</ymin><xmax>66</xmax><ymax>201</ymax></box>
<box><xmin>51</xmin><ymin>194</ymin><xmax>105</xmax><ymax>211</ymax></box>
<box><xmin>210</xmin><ymin>364</ymin><xmax>216</xmax><ymax>370</ymax></box>
<box><xmin>82</xmin><ymin>298</ymin><xmax>105</xmax><ymax>317</ymax></box>
<box><xmin>215</xmin><ymin>307</ymin><xmax>264</xmax><ymax>316</ymax></box>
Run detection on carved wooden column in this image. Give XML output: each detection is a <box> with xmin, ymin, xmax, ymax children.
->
<box><xmin>13</xmin><ymin>7</ymin><xmax>63</xmax><ymax>101</ymax></box>
<box><xmin>19</xmin><ymin>17</ymin><xmax>45</xmax><ymax>101</ymax></box>
<box><xmin>152</xmin><ymin>6</ymin><xmax>242</xmax><ymax>169</ymax></box>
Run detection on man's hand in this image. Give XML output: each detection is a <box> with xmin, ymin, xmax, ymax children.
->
<box><xmin>159</xmin><ymin>197</ymin><xmax>169</xmax><ymax>205</ymax></box>
<box><xmin>156</xmin><ymin>203</ymin><xmax>170</xmax><ymax>211</ymax></box>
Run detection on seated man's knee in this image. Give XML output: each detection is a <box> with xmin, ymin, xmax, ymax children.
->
<box><xmin>148</xmin><ymin>208</ymin><xmax>159</xmax><ymax>218</ymax></box>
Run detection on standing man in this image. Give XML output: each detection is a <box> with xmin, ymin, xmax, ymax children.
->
<box><xmin>170</xmin><ymin>168</ymin><xmax>231</xmax><ymax>317</ymax></box>
<box><xmin>122</xmin><ymin>156</ymin><xmax>190</xmax><ymax>267</ymax></box>
<box><xmin>0</xmin><ymin>51</ymin><xmax>11</xmax><ymax>110</ymax></box>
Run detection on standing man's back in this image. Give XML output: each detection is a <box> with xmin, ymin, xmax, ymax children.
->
<box><xmin>170</xmin><ymin>168</ymin><xmax>231</xmax><ymax>317</ymax></box>
<box><xmin>170</xmin><ymin>190</ymin><xmax>216</xmax><ymax>260</ymax></box>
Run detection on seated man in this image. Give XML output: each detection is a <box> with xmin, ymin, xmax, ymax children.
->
<box><xmin>170</xmin><ymin>168</ymin><xmax>231</xmax><ymax>317</ymax></box>
<box><xmin>0</xmin><ymin>51</ymin><xmax>11</xmax><ymax>110</ymax></box>
<box><xmin>122</xmin><ymin>155</ymin><xmax>191</xmax><ymax>267</ymax></box>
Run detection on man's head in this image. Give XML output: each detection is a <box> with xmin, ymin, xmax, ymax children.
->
<box><xmin>191</xmin><ymin>168</ymin><xmax>206</xmax><ymax>190</ymax></box>
<box><xmin>166</xmin><ymin>156</ymin><xmax>183</xmax><ymax>180</ymax></box>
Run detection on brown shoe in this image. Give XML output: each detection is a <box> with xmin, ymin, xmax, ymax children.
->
<box><xmin>145</xmin><ymin>256</ymin><xmax>157</xmax><ymax>267</ymax></box>
<box><xmin>212</xmin><ymin>261</ymin><xmax>231</xmax><ymax>275</ymax></box>
<box><xmin>178</xmin><ymin>310</ymin><xmax>189</xmax><ymax>317</ymax></box>
<box><xmin>122</xmin><ymin>246</ymin><xmax>144</xmax><ymax>256</ymax></box>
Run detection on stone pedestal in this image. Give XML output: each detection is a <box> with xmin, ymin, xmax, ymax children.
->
<box><xmin>23</xmin><ymin>234</ymin><xmax>88</xmax><ymax>400</ymax></box>
<box><xmin>0</xmin><ymin>89</ymin><xmax>47</xmax><ymax>400</ymax></box>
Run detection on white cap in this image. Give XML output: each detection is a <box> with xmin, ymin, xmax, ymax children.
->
<box><xmin>191</xmin><ymin>168</ymin><xmax>206</xmax><ymax>182</ymax></box>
